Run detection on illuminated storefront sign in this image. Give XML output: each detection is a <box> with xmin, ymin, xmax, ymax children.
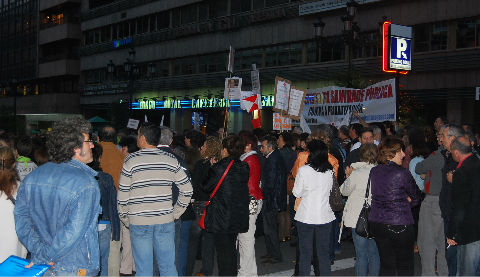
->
<box><xmin>113</xmin><ymin>37</ymin><xmax>132</xmax><ymax>48</ymax></box>
<box><xmin>134</xmin><ymin>95</ymin><xmax>275</xmax><ymax>110</ymax></box>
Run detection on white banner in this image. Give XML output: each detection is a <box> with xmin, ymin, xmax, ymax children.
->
<box><xmin>303</xmin><ymin>79</ymin><xmax>396</xmax><ymax>126</ymax></box>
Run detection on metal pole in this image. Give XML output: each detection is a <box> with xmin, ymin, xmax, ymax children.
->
<box><xmin>395</xmin><ymin>71</ymin><xmax>399</xmax><ymax>122</ymax></box>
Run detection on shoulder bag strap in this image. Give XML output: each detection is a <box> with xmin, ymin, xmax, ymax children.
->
<box><xmin>209</xmin><ymin>160</ymin><xmax>234</xmax><ymax>200</ymax></box>
<box><xmin>364</xmin><ymin>172</ymin><xmax>371</xmax><ymax>199</ymax></box>
<box><xmin>8</xmin><ymin>195</ymin><xmax>15</xmax><ymax>205</ymax></box>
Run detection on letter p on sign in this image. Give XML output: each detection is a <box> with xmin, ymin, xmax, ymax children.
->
<box><xmin>397</xmin><ymin>38</ymin><xmax>408</xmax><ymax>59</ymax></box>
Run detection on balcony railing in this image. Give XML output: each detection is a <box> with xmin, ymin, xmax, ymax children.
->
<box><xmin>80</xmin><ymin>4</ymin><xmax>298</xmax><ymax>57</ymax></box>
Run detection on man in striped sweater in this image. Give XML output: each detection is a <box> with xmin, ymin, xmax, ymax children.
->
<box><xmin>118</xmin><ymin>123</ymin><xmax>193</xmax><ymax>276</ymax></box>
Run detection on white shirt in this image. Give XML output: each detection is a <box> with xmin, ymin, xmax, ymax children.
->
<box><xmin>0</xmin><ymin>191</ymin><xmax>27</xmax><ymax>263</ymax></box>
<box><xmin>292</xmin><ymin>166</ymin><xmax>335</xmax><ymax>225</ymax></box>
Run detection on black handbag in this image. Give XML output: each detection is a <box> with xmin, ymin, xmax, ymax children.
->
<box><xmin>329</xmin><ymin>172</ymin><xmax>345</xmax><ymax>212</ymax></box>
<box><xmin>355</xmin><ymin>174</ymin><xmax>372</xmax><ymax>238</ymax></box>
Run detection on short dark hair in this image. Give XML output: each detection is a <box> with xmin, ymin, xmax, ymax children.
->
<box><xmin>378</xmin><ymin>136</ymin><xmax>404</xmax><ymax>164</ymax></box>
<box><xmin>360</xmin><ymin>127</ymin><xmax>374</xmax><ymax>137</ymax></box>
<box><xmin>89</xmin><ymin>142</ymin><xmax>103</xmax><ymax>171</ymax></box>
<box><xmin>339</xmin><ymin>125</ymin><xmax>350</xmax><ymax>137</ymax></box>
<box><xmin>47</xmin><ymin>117</ymin><xmax>92</xmax><ymax>163</ymax></box>
<box><xmin>119</xmin><ymin>135</ymin><xmax>139</xmax><ymax>154</ymax></box>
<box><xmin>15</xmin><ymin>136</ymin><xmax>33</xmax><ymax>157</ymax></box>
<box><xmin>279</xmin><ymin>132</ymin><xmax>294</xmax><ymax>148</ymax></box>
<box><xmin>185</xmin><ymin>130</ymin><xmax>206</xmax><ymax>149</ymax></box>
<box><xmin>139</xmin><ymin>123</ymin><xmax>161</xmax><ymax>146</ymax></box>
<box><xmin>99</xmin><ymin>126</ymin><xmax>117</xmax><ymax>143</ymax></box>
<box><xmin>238</xmin><ymin>130</ymin><xmax>257</xmax><ymax>148</ymax></box>
<box><xmin>451</xmin><ymin>137</ymin><xmax>471</xmax><ymax>154</ymax></box>
<box><xmin>359</xmin><ymin>143</ymin><xmax>378</xmax><ymax>164</ymax></box>
<box><xmin>307</xmin><ymin>139</ymin><xmax>333</xmax><ymax>173</ymax></box>
<box><xmin>262</xmin><ymin>135</ymin><xmax>277</xmax><ymax>150</ymax></box>
<box><xmin>222</xmin><ymin>135</ymin><xmax>246</xmax><ymax>160</ymax></box>
<box><xmin>350</xmin><ymin>123</ymin><xmax>363</xmax><ymax>137</ymax></box>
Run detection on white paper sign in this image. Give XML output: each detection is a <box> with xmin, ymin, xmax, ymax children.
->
<box><xmin>224</xmin><ymin>77</ymin><xmax>242</xmax><ymax>100</ymax></box>
<box><xmin>287</xmin><ymin>87</ymin><xmax>306</xmax><ymax>120</ymax></box>
<box><xmin>273</xmin><ymin>77</ymin><xmax>291</xmax><ymax>112</ymax></box>
<box><xmin>127</xmin><ymin>119</ymin><xmax>140</xmax><ymax>129</ymax></box>
<box><xmin>273</xmin><ymin>113</ymin><xmax>292</xmax><ymax>131</ymax></box>
<box><xmin>240</xmin><ymin>91</ymin><xmax>254</xmax><ymax>110</ymax></box>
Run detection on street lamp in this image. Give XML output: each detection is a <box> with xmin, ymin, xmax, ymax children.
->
<box><xmin>342</xmin><ymin>0</ymin><xmax>360</xmax><ymax>87</ymax></box>
<box><xmin>123</xmin><ymin>48</ymin><xmax>138</xmax><ymax>112</ymax></box>
<box><xmin>313</xmin><ymin>18</ymin><xmax>325</xmax><ymax>62</ymax></box>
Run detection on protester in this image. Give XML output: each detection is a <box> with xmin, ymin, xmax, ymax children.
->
<box><xmin>446</xmin><ymin>136</ymin><xmax>480</xmax><ymax>276</ymax></box>
<box><xmin>368</xmin><ymin>136</ymin><xmax>422</xmax><ymax>276</ymax></box>
<box><xmin>14</xmin><ymin>135</ymin><xmax>37</xmax><ymax>181</ymax></box>
<box><xmin>260</xmin><ymin>135</ymin><xmax>287</xmax><ymax>264</ymax></box>
<box><xmin>292</xmin><ymin>140</ymin><xmax>335</xmax><ymax>276</ymax></box>
<box><xmin>340</xmin><ymin>143</ymin><xmax>380</xmax><ymax>276</ymax></box>
<box><xmin>186</xmin><ymin>136</ymin><xmax>222</xmax><ymax>276</ymax></box>
<box><xmin>14</xmin><ymin>117</ymin><xmax>102</xmax><ymax>276</ymax></box>
<box><xmin>118</xmin><ymin>123</ymin><xmax>193</xmax><ymax>276</ymax></box>
<box><xmin>203</xmin><ymin>135</ymin><xmax>250</xmax><ymax>276</ymax></box>
<box><xmin>88</xmin><ymin>143</ymin><xmax>120</xmax><ymax>276</ymax></box>
<box><xmin>277</xmin><ymin>131</ymin><xmax>296</xmax><ymax>242</ymax></box>
<box><xmin>238</xmin><ymin>131</ymin><xmax>263</xmax><ymax>276</ymax></box>
<box><xmin>0</xmin><ymin>147</ymin><xmax>27</xmax><ymax>263</ymax></box>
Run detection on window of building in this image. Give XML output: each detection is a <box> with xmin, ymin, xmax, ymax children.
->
<box><xmin>199</xmin><ymin>53</ymin><xmax>226</xmax><ymax>73</ymax></box>
<box><xmin>181</xmin><ymin>4</ymin><xmax>197</xmax><ymax>25</ymax></box>
<box><xmin>277</xmin><ymin>43</ymin><xmax>302</xmax><ymax>66</ymax></box>
<box><xmin>231</xmin><ymin>0</ymin><xmax>252</xmax><ymax>14</ymax></box>
<box><xmin>321</xmin><ymin>36</ymin><xmax>344</xmax><ymax>62</ymax></box>
<box><xmin>456</xmin><ymin>18</ymin><xmax>479</xmax><ymax>49</ymax></box>
<box><xmin>266</xmin><ymin>0</ymin><xmax>289</xmax><ymax>7</ymax></box>
<box><xmin>414</xmin><ymin>22</ymin><xmax>447</xmax><ymax>52</ymax></box>
<box><xmin>172</xmin><ymin>8</ymin><xmax>181</xmax><ymax>27</ymax></box>
<box><xmin>208</xmin><ymin>0</ymin><xmax>227</xmax><ymax>18</ymax></box>
<box><xmin>173</xmin><ymin>57</ymin><xmax>197</xmax><ymax>75</ymax></box>
<box><xmin>253</xmin><ymin>0</ymin><xmax>265</xmax><ymax>9</ymax></box>
<box><xmin>156</xmin><ymin>11</ymin><xmax>169</xmax><ymax>30</ymax></box>
<box><xmin>265</xmin><ymin>46</ymin><xmax>278</xmax><ymax>67</ymax></box>
<box><xmin>149</xmin><ymin>14</ymin><xmax>156</xmax><ymax>32</ymax></box>
<box><xmin>235</xmin><ymin>48</ymin><xmax>264</xmax><ymax>70</ymax></box>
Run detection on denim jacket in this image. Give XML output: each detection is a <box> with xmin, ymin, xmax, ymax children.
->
<box><xmin>14</xmin><ymin>159</ymin><xmax>101</xmax><ymax>276</ymax></box>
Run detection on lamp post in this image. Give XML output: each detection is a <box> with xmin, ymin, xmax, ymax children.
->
<box><xmin>313</xmin><ymin>18</ymin><xmax>325</xmax><ymax>63</ymax></box>
<box><xmin>123</xmin><ymin>48</ymin><xmax>138</xmax><ymax>112</ymax></box>
<box><xmin>342</xmin><ymin>0</ymin><xmax>359</xmax><ymax>87</ymax></box>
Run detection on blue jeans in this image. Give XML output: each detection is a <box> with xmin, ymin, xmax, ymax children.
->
<box><xmin>352</xmin><ymin>229</ymin><xmax>380</xmax><ymax>276</ymax></box>
<box><xmin>297</xmin><ymin>220</ymin><xmax>332</xmax><ymax>276</ymax></box>
<box><xmin>456</xmin><ymin>240</ymin><xmax>480</xmax><ymax>276</ymax></box>
<box><xmin>130</xmin><ymin>222</ymin><xmax>177</xmax><ymax>276</ymax></box>
<box><xmin>330</xmin><ymin>212</ymin><xmax>342</xmax><ymax>260</ymax></box>
<box><xmin>98</xmin><ymin>223</ymin><xmax>111</xmax><ymax>276</ymax></box>
<box><xmin>175</xmin><ymin>220</ymin><xmax>192</xmax><ymax>276</ymax></box>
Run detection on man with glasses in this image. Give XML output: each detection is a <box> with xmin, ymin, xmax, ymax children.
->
<box><xmin>15</xmin><ymin>117</ymin><xmax>102</xmax><ymax>276</ymax></box>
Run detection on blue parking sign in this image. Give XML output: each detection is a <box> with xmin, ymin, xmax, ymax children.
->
<box><xmin>390</xmin><ymin>36</ymin><xmax>412</xmax><ymax>70</ymax></box>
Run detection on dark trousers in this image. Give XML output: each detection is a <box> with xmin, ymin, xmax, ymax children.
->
<box><xmin>296</xmin><ymin>221</ymin><xmax>332</xmax><ymax>276</ymax></box>
<box><xmin>213</xmin><ymin>232</ymin><xmax>238</xmax><ymax>276</ymax></box>
<box><xmin>443</xmin><ymin>218</ymin><xmax>458</xmax><ymax>276</ymax></box>
<box><xmin>186</xmin><ymin>202</ymin><xmax>215</xmax><ymax>276</ymax></box>
<box><xmin>371</xmin><ymin>222</ymin><xmax>415</xmax><ymax>276</ymax></box>
<box><xmin>263</xmin><ymin>208</ymin><xmax>283</xmax><ymax>261</ymax></box>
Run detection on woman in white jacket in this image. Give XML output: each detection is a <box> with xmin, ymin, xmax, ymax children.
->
<box><xmin>340</xmin><ymin>143</ymin><xmax>379</xmax><ymax>276</ymax></box>
<box><xmin>0</xmin><ymin>147</ymin><xmax>27</xmax><ymax>263</ymax></box>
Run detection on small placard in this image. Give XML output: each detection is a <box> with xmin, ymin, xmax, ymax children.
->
<box><xmin>127</xmin><ymin>119</ymin><xmax>140</xmax><ymax>129</ymax></box>
<box><xmin>273</xmin><ymin>113</ymin><xmax>292</xmax><ymax>131</ymax></box>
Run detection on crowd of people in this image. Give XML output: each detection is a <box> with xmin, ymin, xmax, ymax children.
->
<box><xmin>0</xmin><ymin>115</ymin><xmax>480</xmax><ymax>276</ymax></box>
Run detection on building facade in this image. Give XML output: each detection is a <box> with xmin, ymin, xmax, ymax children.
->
<box><xmin>3</xmin><ymin>0</ymin><xmax>479</xmax><ymax>133</ymax></box>
<box><xmin>0</xmin><ymin>0</ymin><xmax>82</xmax><ymax>133</ymax></box>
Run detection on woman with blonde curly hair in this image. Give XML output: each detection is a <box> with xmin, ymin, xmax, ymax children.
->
<box><xmin>185</xmin><ymin>136</ymin><xmax>222</xmax><ymax>276</ymax></box>
<box><xmin>0</xmin><ymin>147</ymin><xmax>27</xmax><ymax>262</ymax></box>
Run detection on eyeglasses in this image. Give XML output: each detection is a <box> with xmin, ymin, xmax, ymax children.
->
<box><xmin>84</xmin><ymin>139</ymin><xmax>94</xmax><ymax>143</ymax></box>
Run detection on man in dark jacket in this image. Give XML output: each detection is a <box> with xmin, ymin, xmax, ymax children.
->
<box><xmin>260</xmin><ymin>135</ymin><xmax>286</xmax><ymax>263</ymax></box>
<box><xmin>446</xmin><ymin>136</ymin><xmax>480</xmax><ymax>276</ymax></box>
